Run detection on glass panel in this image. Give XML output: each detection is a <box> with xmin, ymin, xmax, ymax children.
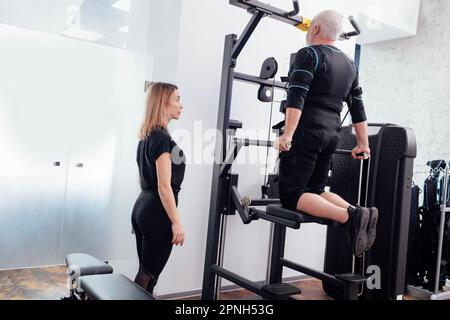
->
<box><xmin>0</xmin><ymin>0</ymin><xmax>152</xmax><ymax>269</ymax></box>
<box><xmin>0</xmin><ymin>28</ymin><xmax>71</xmax><ymax>268</ymax></box>
<box><xmin>0</xmin><ymin>0</ymin><xmax>150</xmax><ymax>52</ymax></box>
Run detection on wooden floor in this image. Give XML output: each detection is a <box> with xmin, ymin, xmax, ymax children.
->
<box><xmin>177</xmin><ymin>278</ymin><xmax>332</xmax><ymax>301</ymax></box>
<box><xmin>0</xmin><ymin>266</ymin><xmax>445</xmax><ymax>300</ymax></box>
<box><xmin>0</xmin><ymin>266</ymin><xmax>68</xmax><ymax>300</ymax></box>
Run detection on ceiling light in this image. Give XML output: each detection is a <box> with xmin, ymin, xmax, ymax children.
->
<box><xmin>61</xmin><ymin>27</ymin><xmax>103</xmax><ymax>41</ymax></box>
<box><xmin>118</xmin><ymin>25</ymin><xmax>129</xmax><ymax>33</ymax></box>
<box><xmin>112</xmin><ymin>0</ymin><xmax>130</xmax><ymax>12</ymax></box>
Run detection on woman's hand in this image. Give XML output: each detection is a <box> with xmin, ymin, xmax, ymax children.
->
<box><xmin>171</xmin><ymin>221</ymin><xmax>185</xmax><ymax>246</ymax></box>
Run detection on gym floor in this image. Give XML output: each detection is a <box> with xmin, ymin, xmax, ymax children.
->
<box><xmin>0</xmin><ymin>266</ymin><xmax>440</xmax><ymax>300</ymax></box>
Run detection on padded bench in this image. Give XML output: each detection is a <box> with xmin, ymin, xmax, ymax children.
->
<box><xmin>80</xmin><ymin>274</ymin><xmax>154</xmax><ymax>300</ymax></box>
<box><xmin>266</xmin><ymin>204</ymin><xmax>339</xmax><ymax>227</ymax></box>
<box><xmin>260</xmin><ymin>205</ymin><xmax>366</xmax><ymax>300</ymax></box>
<box><xmin>65</xmin><ymin>253</ymin><xmax>114</xmax><ymax>299</ymax></box>
<box><xmin>66</xmin><ymin>253</ymin><xmax>114</xmax><ymax>277</ymax></box>
<box><xmin>64</xmin><ymin>253</ymin><xmax>153</xmax><ymax>300</ymax></box>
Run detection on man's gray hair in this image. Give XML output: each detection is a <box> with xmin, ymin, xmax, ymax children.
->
<box><xmin>312</xmin><ymin>10</ymin><xmax>343</xmax><ymax>41</ymax></box>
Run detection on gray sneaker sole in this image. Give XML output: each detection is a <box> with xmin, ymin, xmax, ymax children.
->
<box><xmin>354</xmin><ymin>208</ymin><xmax>370</xmax><ymax>257</ymax></box>
<box><xmin>366</xmin><ymin>208</ymin><xmax>379</xmax><ymax>252</ymax></box>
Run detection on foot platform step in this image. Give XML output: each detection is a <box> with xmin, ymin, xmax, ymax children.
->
<box><xmin>261</xmin><ymin>283</ymin><xmax>301</xmax><ymax>298</ymax></box>
<box><xmin>335</xmin><ymin>273</ymin><xmax>368</xmax><ymax>284</ymax></box>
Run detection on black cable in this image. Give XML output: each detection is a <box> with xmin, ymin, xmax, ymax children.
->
<box><xmin>341</xmin><ymin>109</ymin><xmax>350</xmax><ymax>125</ymax></box>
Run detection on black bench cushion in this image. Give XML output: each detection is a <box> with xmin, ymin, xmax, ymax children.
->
<box><xmin>266</xmin><ymin>205</ymin><xmax>339</xmax><ymax>226</ymax></box>
<box><xmin>80</xmin><ymin>274</ymin><xmax>154</xmax><ymax>300</ymax></box>
<box><xmin>65</xmin><ymin>253</ymin><xmax>113</xmax><ymax>276</ymax></box>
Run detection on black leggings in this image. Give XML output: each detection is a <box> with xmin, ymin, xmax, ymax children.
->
<box><xmin>131</xmin><ymin>191</ymin><xmax>177</xmax><ymax>294</ymax></box>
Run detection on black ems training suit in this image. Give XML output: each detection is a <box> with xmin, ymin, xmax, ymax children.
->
<box><xmin>279</xmin><ymin>45</ymin><xmax>367</xmax><ymax>210</ymax></box>
<box><xmin>131</xmin><ymin>127</ymin><xmax>186</xmax><ymax>293</ymax></box>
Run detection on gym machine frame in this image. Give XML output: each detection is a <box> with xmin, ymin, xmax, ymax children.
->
<box><xmin>407</xmin><ymin>162</ymin><xmax>450</xmax><ymax>300</ymax></box>
<box><xmin>202</xmin><ymin>0</ymin><xmax>363</xmax><ymax>300</ymax></box>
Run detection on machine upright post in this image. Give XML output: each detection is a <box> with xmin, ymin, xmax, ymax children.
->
<box><xmin>268</xmin><ymin>224</ymin><xmax>287</xmax><ymax>284</ymax></box>
<box><xmin>201</xmin><ymin>34</ymin><xmax>236</xmax><ymax>299</ymax></box>
<box><xmin>433</xmin><ymin>165</ymin><xmax>449</xmax><ymax>294</ymax></box>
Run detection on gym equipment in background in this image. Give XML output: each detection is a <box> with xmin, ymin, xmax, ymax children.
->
<box><xmin>406</xmin><ymin>161</ymin><xmax>450</xmax><ymax>300</ymax></box>
<box><xmin>202</xmin><ymin>0</ymin><xmax>394</xmax><ymax>300</ymax></box>
<box><xmin>323</xmin><ymin>124</ymin><xmax>416</xmax><ymax>300</ymax></box>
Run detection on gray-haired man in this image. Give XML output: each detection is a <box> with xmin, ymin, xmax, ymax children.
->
<box><xmin>275</xmin><ymin>10</ymin><xmax>378</xmax><ymax>256</ymax></box>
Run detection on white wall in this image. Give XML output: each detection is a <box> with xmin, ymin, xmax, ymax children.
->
<box><xmin>344</xmin><ymin>0</ymin><xmax>421</xmax><ymax>44</ymax></box>
<box><xmin>147</xmin><ymin>0</ymin><xmax>182</xmax><ymax>82</ymax></box>
<box><xmin>155</xmin><ymin>0</ymin><xmax>358</xmax><ymax>295</ymax></box>
<box><xmin>357</xmin><ymin>0</ymin><xmax>421</xmax><ymax>36</ymax></box>
<box><xmin>359</xmin><ymin>0</ymin><xmax>450</xmax><ymax>189</ymax></box>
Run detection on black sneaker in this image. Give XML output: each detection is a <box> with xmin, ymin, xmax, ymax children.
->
<box><xmin>346</xmin><ymin>206</ymin><xmax>370</xmax><ymax>257</ymax></box>
<box><xmin>365</xmin><ymin>207</ymin><xmax>379</xmax><ymax>252</ymax></box>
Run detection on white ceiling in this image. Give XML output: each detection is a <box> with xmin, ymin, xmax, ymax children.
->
<box><xmin>0</xmin><ymin>0</ymin><xmax>130</xmax><ymax>49</ymax></box>
<box><xmin>0</xmin><ymin>0</ymin><xmax>421</xmax><ymax>49</ymax></box>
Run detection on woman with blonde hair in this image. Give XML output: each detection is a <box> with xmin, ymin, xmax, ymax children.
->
<box><xmin>131</xmin><ymin>82</ymin><xmax>186</xmax><ymax>295</ymax></box>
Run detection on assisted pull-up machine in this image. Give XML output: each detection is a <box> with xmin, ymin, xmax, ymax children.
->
<box><xmin>202</xmin><ymin>0</ymin><xmax>364</xmax><ymax>300</ymax></box>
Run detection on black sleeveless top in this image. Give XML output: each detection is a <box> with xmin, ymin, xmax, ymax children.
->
<box><xmin>137</xmin><ymin>128</ymin><xmax>186</xmax><ymax>193</ymax></box>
